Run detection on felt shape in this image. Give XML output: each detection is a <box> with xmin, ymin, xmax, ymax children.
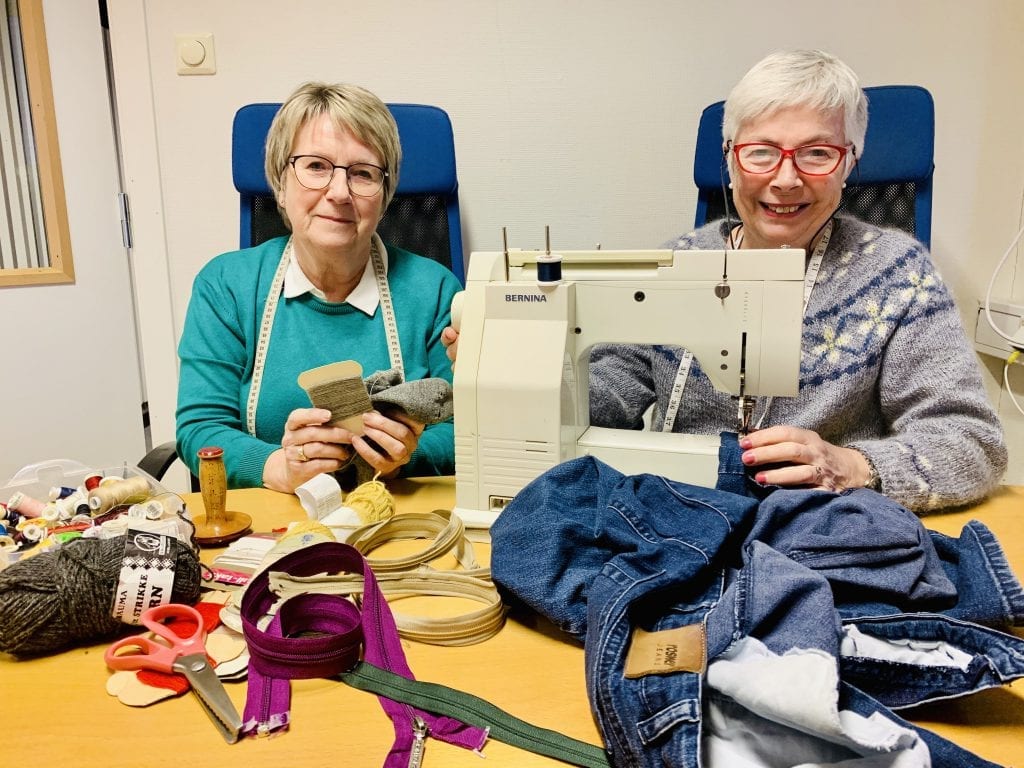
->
<box><xmin>107</xmin><ymin>669</ymin><xmax>177</xmax><ymax>706</ymax></box>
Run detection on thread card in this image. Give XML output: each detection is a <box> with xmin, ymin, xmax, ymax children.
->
<box><xmin>110</xmin><ymin>529</ymin><xmax>179</xmax><ymax>624</ymax></box>
<box><xmin>297</xmin><ymin>360</ymin><xmax>372</xmax><ymax>435</ymax></box>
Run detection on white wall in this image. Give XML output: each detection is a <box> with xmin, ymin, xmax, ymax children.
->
<box><xmin>111</xmin><ymin>0</ymin><xmax>1024</xmax><ymax>481</ymax></box>
<box><xmin>0</xmin><ymin>0</ymin><xmax>146</xmax><ymax>481</ymax></box>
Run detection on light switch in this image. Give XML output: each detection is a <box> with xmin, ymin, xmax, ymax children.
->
<box><xmin>175</xmin><ymin>34</ymin><xmax>216</xmax><ymax>76</ymax></box>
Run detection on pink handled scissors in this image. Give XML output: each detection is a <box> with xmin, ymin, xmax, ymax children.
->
<box><xmin>105</xmin><ymin>603</ymin><xmax>242</xmax><ymax>743</ymax></box>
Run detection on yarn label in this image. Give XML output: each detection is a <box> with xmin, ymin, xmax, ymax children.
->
<box><xmin>111</xmin><ymin>530</ymin><xmax>178</xmax><ymax>624</ymax></box>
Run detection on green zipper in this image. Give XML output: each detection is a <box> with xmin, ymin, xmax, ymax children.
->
<box><xmin>338</xmin><ymin>661</ymin><xmax>611</xmax><ymax>768</ymax></box>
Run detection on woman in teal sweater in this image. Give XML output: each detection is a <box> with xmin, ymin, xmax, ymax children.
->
<box><xmin>176</xmin><ymin>82</ymin><xmax>460</xmax><ymax>492</ymax></box>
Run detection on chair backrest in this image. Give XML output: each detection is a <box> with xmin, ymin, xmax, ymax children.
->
<box><xmin>232</xmin><ymin>102</ymin><xmax>466</xmax><ymax>280</ymax></box>
<box><xmin>693</xmin><ymin>85</ymin><xmax>935</xmax><ymax>248</ymax></box>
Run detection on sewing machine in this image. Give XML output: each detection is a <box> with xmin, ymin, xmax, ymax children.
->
<box><xmin>451</xmin><ymin>243</ymin><xmax>805</xmax><ymax>529</ymax></box>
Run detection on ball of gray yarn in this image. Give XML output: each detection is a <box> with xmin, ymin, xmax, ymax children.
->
<box><xmin>0</xmin><ymin>535</ymin><xmax>202</xmax><ymax>658</ymax></box>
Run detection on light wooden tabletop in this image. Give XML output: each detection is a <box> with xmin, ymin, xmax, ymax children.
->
<box><xmin>2</xmin><ymin>478</ymin><xmax>1021</xmax><ymax>767</ymax></box>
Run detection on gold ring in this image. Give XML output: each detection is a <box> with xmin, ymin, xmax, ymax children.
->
<box><xmin>297</xmin><ymin>445</ymin><xmax>308</xmax><ymax>462</ymax></box>
<box><xmin>814</xmin><ymin>465</ymin><xmax>824</xmax><ymax>482</ymax></box>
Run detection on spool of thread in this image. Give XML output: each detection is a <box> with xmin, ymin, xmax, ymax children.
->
<box><xmin>54</xmin><ymin>493</ymin><xmax>84</xmax><ymax>520</ymax></box>
<box><xmin>1</xmin><ymin>504</ymin><xmax>20</xmax><ymax>525</ymax></box>
<box><xmin>0</xmin><ymin>535</ymin><xmax>202</xmax><ymax>657</ymax></box>
<box><xmin>87</xmin><ymin>476</ymin><xmax>151</xmax><ymax>516</ymax></box>
<box><xmin>16</xmin><ymin>516</ymin><xmax>45</xmax><ymax>533</ymax></box>
<box><xmin>18</xmin><ymin>523</ymin><xmax>45</xmax><ymax>543</ymax></box>
<box><xmin>536</xmin><ymin>252</ymin><xmax>563</xmax><ymax>284</ymax></box>
<box><xmin>7</xmin><ymin>492</ymin><xmax>46</xmax><ymax>518</ymax></box>
<box><xmin>48</xmin><ymin>486</ymin><xmax>76</xmax><ymax>501</ymax></box>
<box><xmin>343</xmin><ymin>476</ymin><xmax>396</xmax><ymax>523</ymax></box>
<box><xmin>126</xmin><ymin>504</ymin><xmax>148</xmax><ymax>520</ymax></box>
<box><xmin>83</xmin><ymin>474</ymin><xmax>103</xmax><ymax>491</ymax></box>
<box><xmin>142</xmin><ymin>492</ymin><xmax>184</xmax><ymax>520</ymax></box>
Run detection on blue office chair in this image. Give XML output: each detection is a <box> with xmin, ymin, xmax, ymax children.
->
<box><xmin>693</xmin><ymin>85</ymin><xmax>935</xmax><ymax>248</ymax></box>
<box><xmin>232</xmin><ymin>102</ymin><xmax>466</xmax><ymax>280</ymax></box>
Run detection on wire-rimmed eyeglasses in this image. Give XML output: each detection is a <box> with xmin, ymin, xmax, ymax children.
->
<box><xmin>288</xmin><ymin>155</ymin><xmax>388</xmax><ymax>196</ymax></box>
<box><xmin>732</xmin><ymin>143</ymin><xmax>851</xmax><ymax>176</ymax></box>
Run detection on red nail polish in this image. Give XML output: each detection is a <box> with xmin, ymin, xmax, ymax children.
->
<box><xmin>755</xmin><ymin>473</ymin><xmax>766</xmax><ymax>484</ymax></box>
<box><xmin>741</xmin><ymin>451</ymin><xmax>755</xmax><ymax>465</ymax></box>
<box><xmin>739</xmin><ymin>437</ymin><xmax>752</xmax><ymax>449</ymax></box>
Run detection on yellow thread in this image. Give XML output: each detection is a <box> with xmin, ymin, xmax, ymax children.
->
<box><xmin>279</xmin><ymin>520</ymin><xmax>335</xmax><ymax>543</ymax></box>
<box><xmin>1008</xmin><ymin>350</ymin><xmax>1021</xmax><ymax>366</ymax></box>
<box><xmin>344</xmin><ymin>474</ymin><xmax>395</xmax><ymax>524</ymax></box>
<box><xmin>87</xmin><ymin>476</ymin><xmax>151</xmax><ymax>515</ymax></box>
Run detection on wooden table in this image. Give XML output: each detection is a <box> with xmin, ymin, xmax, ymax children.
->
<box><xmin>2</xmin><ymin>479</ymin><xmax>1022</xmax><ymax>767</ymax></box>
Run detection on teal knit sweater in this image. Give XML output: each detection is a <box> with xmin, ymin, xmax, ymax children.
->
<box><xmin>590</xmin><ymin>216</ymin><xmax>1007</xmax><ymax>512</ymax></box>
<box><xmin>175</xmin><ymin>236</ymin><xmax>460</xmax><ymax>487</ymax></box>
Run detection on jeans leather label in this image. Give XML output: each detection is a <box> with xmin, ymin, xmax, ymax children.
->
<box><xmin>624</xmin><ymin>622</ymin><xmax>706</xmax><ymax>678</ymax></box>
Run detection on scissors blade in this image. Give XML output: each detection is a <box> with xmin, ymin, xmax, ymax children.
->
<box><xmin>174</xmin><ymin>653</ymin><xmax>243</xmax><ymax>744</ymax></box>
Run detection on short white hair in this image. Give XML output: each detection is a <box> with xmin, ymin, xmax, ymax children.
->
<box><xmin>723</xmin><ymin>50</ymin><xmax>868</xmax><ymax>167</ymax></box>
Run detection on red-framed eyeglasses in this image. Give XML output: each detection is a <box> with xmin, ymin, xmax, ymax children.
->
<box><xmin>732</xmin><ymin>142</ymin><xmax>851</xmax><ymax>176</ymax></box>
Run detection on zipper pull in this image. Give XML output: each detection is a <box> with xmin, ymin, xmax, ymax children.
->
<box><xmin>408</xmin><ymin>716</ymin><xmax>428</xmax><ymax>768</ymax></box>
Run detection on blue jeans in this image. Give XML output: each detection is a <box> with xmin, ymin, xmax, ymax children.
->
<box><xmin>491</xmin><ymin>447</ymin><xmax>1024</xmax><ymax>767</ymax></box>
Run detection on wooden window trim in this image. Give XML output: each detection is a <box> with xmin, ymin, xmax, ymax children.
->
<box><xmin>0</xmin><ymin>0</ymin><xmax>74</xmax><ymax>287</ymax></box>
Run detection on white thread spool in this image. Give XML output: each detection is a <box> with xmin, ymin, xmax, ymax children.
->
<box><xmin>142</xmin><ymin>492</ymin><xmax>184</xmax><ymax>520</ymax></box>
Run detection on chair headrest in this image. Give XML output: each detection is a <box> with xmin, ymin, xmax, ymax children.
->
<box><xmin>232</xmin><ymin>102</ymin><xmax>459</xmax><ymax>197</ymax></box>
<box><xmin>694</xmin><ymin>85</ymin><xmax>935</xmax><ymax>188</ymax></box>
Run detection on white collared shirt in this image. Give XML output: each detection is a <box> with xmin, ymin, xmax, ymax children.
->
<box><xmin>282</xmin><ymin>246</ymin><xmax>388</xmax><ymax>316</ymax></box>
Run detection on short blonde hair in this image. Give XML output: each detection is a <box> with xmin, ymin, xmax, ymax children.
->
<box><xmin>265</xmin><ymin>82</ymin><xmax>401</xmax><ymax>224</ymax></box>
<box><xmin>723</xmin><ymin>50</ymin><xmax>868</xmax><ymax>174</ymax></box>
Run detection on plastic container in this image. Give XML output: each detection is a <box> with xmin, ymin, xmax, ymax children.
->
<box><xmin>0</xmin><ymin>458</ymin><xmax>171</xmax><ymax>505</ymax></box>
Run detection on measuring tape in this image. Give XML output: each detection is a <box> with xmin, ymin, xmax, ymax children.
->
<box><xmin>369</xmin><ymin>234</ymin><xmax>405</xmax><ymax>378</ymax></box>
<box><xmin>660</xmin><ymin>221</ymin><xmax>833</xmax><ymax>433</ymax></box>
<box><xmin>247</xmin><ymin>235</ymin><xmax>404</xmax><ymax>437</ymax></box>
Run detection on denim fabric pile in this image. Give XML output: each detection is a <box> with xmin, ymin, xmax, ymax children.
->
<box><xmin>491</xmin><ymin>436</ymin><xmax>1024</xmax><ymax>768</ymax></box>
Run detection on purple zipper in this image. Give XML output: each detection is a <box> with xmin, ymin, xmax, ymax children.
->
<box><xmin>240</xmin><ymin>542</ymin><xmax>488</xmax><ymax>764</ymax></box>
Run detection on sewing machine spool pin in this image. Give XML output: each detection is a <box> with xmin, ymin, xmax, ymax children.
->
<box><xmin>536</xmin><ymin>225</ymin><xmax>563</xmax><ymax>284</ymax></box>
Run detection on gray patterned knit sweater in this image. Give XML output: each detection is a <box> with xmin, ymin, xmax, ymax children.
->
<box><xmin>589</xmin><ymin>216</ymin><xmax>1007</xmax><ymax>512</ymax></box>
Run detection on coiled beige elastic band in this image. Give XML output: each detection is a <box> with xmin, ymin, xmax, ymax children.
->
<box><xmin>346</xmin><ymin>509</ymin><xmax>487</xmax><ymax>576</ymax></box>
<box><xmin>266</xmin><ymin>510</ymin><xmax>505</xmax><ymax>645</ymax></box>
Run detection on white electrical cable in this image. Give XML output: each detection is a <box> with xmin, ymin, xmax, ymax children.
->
<box><xmin>1003</xmin><ymin>357</ymin><xmax>1024</xmax><ymax>416</ymax></box>
<box><xmin>982</xmin><ymin>221</ymin><xmax>1024</xmax><ymax>347</ymax></box>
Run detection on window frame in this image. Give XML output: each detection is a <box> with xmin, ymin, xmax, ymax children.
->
<box><xmin>0</xmin><ymin>0</ymin><xmax>73</xmax><ymax>287</ymax></box>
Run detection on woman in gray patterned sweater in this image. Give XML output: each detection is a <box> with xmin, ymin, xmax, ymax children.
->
<box><xmin>590</xmin><ymin>50</ymin><xmax>1006</xmax><ymax>512</ymax></box>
